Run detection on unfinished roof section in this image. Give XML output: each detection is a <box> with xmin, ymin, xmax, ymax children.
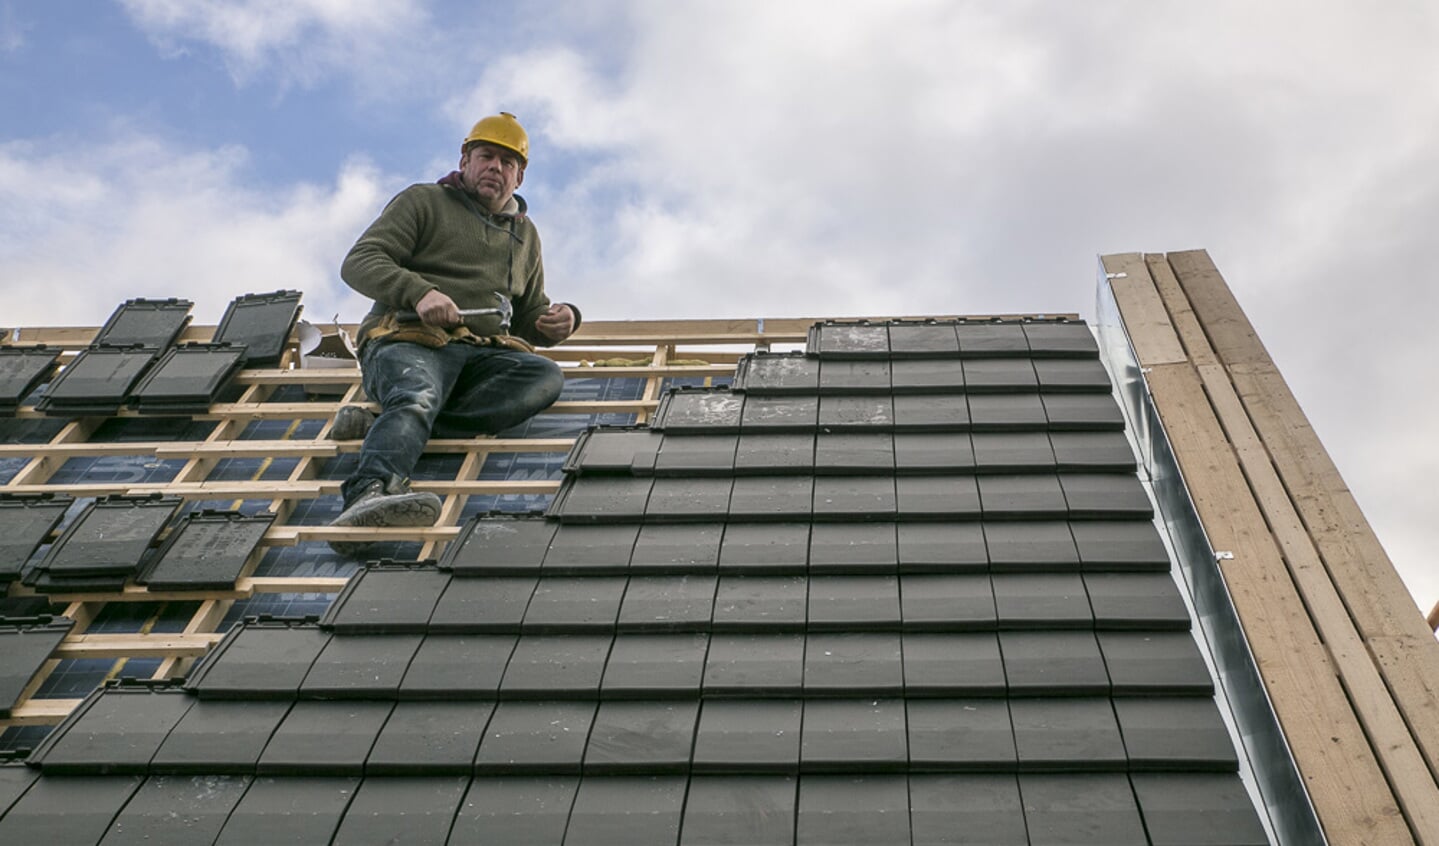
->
<box><xmin>1099</xmin><ymin>250</ymin><xmax>1439</xmax><ymax>844</ymax></box>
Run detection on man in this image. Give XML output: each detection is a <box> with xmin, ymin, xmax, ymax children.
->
<box><xmin>328</xmin><ymin>112</ymin><xmax>579</xmax><ymax>556</ymax></box>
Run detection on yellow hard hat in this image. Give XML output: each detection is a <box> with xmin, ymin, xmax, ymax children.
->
<box><xmin>463</xmin><ymin>112</ymin><xmax>529</xmax><ymax>164</ymax></box>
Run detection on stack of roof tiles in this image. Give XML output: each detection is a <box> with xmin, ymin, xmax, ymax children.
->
<box><xmin>0</xmin><ymin>318</ymin><xmax>1269</xmax><ymax>845</ymax></box>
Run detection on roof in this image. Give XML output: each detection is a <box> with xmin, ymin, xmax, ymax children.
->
<box><xmin>0</xmin><ymin>254</ymin><xmax>1433</xmax><ymax>842</ymax></box>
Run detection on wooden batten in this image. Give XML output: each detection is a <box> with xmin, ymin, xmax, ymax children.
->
<box><xmin>1104</xmin><ymin>250</ymin><xmax>1439</xmax><ymax>844</ymax></box>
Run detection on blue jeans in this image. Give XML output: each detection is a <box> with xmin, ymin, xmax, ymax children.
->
<box><xmin>341</xmin><ymin>339</ymin><xmax>564</xmax><ymax>504</ymax></box>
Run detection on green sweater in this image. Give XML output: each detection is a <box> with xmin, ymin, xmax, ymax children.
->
<box><xmin>342</xmin><ymin>183</ymin><xmax>558</xmax><ymax>347</ymax></box>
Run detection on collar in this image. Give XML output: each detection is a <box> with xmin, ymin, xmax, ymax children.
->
<box><xmin>437</xmin><ymin>171</ymin><xmax>526</xmax><ymax>218</ymax></box>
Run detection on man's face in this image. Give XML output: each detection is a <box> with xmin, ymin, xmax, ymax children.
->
<box><xmin>459</xmin><ymin>142</ymin><xmax>525</xmax><ymax>212</ymax></box>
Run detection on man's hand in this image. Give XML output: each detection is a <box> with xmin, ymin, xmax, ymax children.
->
<box><xmin>414</xmin><ymin>289</ymin><xmax>461</xmax><ymax>327</ymax></box>
<box><xmin>535</xmin><ymin>303</ymin><xmax>576</xmax><ymax>343</ymax></box>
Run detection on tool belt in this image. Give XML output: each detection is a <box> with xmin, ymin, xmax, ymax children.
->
<box><xmin>364</xmin><ymin>312</ymin><xmax>536</xmax><ymax>354</ymax></box>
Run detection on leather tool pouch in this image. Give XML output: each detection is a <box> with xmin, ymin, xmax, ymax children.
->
<box><xmin>365</xmin><ymin>313</ymin><xmax>451</xmax><ymax>349</ymax></box>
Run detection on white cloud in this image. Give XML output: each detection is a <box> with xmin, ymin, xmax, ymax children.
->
<box><xmin>0</xmin><ymin>132</ymin><xmax>389</xmax><ymax>327</ymax></box>
<box><xmin>118</xmin><ymin>0</ymin><xmax>427</xmax><ymax>87</ymax></box>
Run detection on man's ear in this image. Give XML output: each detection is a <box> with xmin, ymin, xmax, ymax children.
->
<box><xmin>515</xmin><ymin>167</ymin><xmax>525</xmax><ymax>188</ymax></box>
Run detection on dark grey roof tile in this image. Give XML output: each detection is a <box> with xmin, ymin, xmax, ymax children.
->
<box><xmin>138</xmin><ymin>510</ymin><xmax>274</xmax><ymax>591</ymax></box>
<box><xmin>364</xmin><ymin>701</ymin><xmax>493</xmax><ymax>775</ymax></box>
<box><xmin>548</xmin><ymin>475</ymin><xmax>653</xmax><ymax>523</ymax></box>
<box><xmin>992</xmin><ymin>573</ymin><xmax>1093</xmax><ymax>629</ymax></box>
<box><xmin>1084</xmin><ymin>573</ymin><xmax>1189</xmax><ymax>630</ymax></box>
<box><xmin>891</xmin><ymin>394</ymin><xmax>970</xmax><ymax>431</ymax></box>
<box><xmin>740</xmin><ymin>395</ymin><xmax>819</xmax><ymax>433</ymax></box>
<box><xmin>718</xmin><ymin>523</ymin><xmax>810</xmax><ymax>573</ymax></box>
<box><xmin>955</xmin><ymin>322</ymin><xmax>1028</xmax><ymax>357</ymax></box>
<box><xmin>967</xmin><ymin>394</ymin><xmax>1047</xmax><ymax>430</ymax></box>
<box><xmin>584</xmin><ymin>701</ymin><xmax>699</xmax><ymax>773</ymax></box>
<box><xmin>631</xmin><ymin>524</ymin><xmax>723</xmax><ymax>573</ymax></box>
<box><xmin>814</xmin><ymin>433</ymin><xmax>894</xmax><ymax>474</ymax></box>
<box><xmin>887</xmin><ymin>322</ymin><xmax>960</xmax><ymax>357</ymax></box>
<box><xmin>543</xmin><ymin>524</ymin><xmax>639</xmax><ymax>574</ymax></box>
<box><xmin>796</xmin><ymin>774</ymin><xmax>910</xmax><ymax>844</ymax></box>
<box><xmin>0</xmin><ymin>494</ymin><xmax>71</xmax><ymax>585</ymax></box>
<box><xmin>500</xmin><ymin>635</ymin><xmax>613</xmax><ymax>698</ymax></box>
<box><xmin>321</xmin><ymin>564</ymin><xmax>450</xmax><ymax>634</ymax></box>
<box><xmin>680</xmin><ymin>775</ymin><xmax>797</xmax><ymax>845</ymax></box>
<box><xmin>728</xmin><ymin>476</ymin><xmax>815</xmax><ymax>520</ymax></box>
<box><xmin>257</xmin><ymin>700</ymin><xmax>392</xmax><ymax>775</ymax></box>
<box><xmin>962</xmin><ymin>359</ymin><xmax>1038</xmax><ymax>392</ymax></box>
<box><xmin>812</xmin><ymin>476</ymin><xmax>896</xmax><ymax>520</ymax></box>
<box><xmin>909</xmin><ymin>774</ymin><xmax>1026</xmax><ymax>846</ymax></box>
<box><xmin>896</xmin><ymin>523</ymin><xmax>987</xmax><ymax>572</ymax></box>
<box><xmin>564</xmin><ymin>775</ymin><xmax>687</xmax><ymax>846</ymax></box>
<box><xmin>0</xmin><ymin>774</ymin><xmax>142</xmax><ymax>844</ymax></box>
<box><xmin>1034</xmin><ymin>358</ymin><xmax>1111</xmax><ymax>391</ymax></box>
<box><xmin>977</xmin><ymin>474</ymin><xmax>1067</xmax><ymax>517</ymax></box>
<box><xmin>810</xmin><ymin>322</ymin><xmax>892</xmax><ymax>358</ymax></box>
<box><xmin>807</xmin><ymin>575</ymin><xmax>901</xmax><ymax>630</ymax></box>
<box><xmin>0</xmin><ymin>346</ymin><xmax>61</xmax><ymax>415</ymax></box>
<box><xmin>520</xmin><ymin>577</ymin><xmax>626</xmax><ymax>632</ymax></box>
<box><xmin>895</xmin><ymin>476</ymin><xmax>981</xmax><ymax>519</ymax></box>
<box><xmin>564</xmin><ymin>427</ymin><xmax>662</xmax><ymax>475</ymax></box>
<box><xmin>600</xmin><ymin>633</ymin><xmax>708</xmax><ymax>698</ymax></box>
<box><xmin>713</xmin><ymin>576</ymin><xmax>808</xmax><ymax>630</ymax></box>
<box><xmin>1098</xmin><ymin>632</ymin><xmax>1213</xmax><ymax>694</ymax></box>
<box><xmin>1060</xmin><ymin>473</ymin><xmax>1152</xmax><ymax>518</ymax></box>
<box><xmin>1010</xmin><ymin>698</ymin><xmax>1125</xmax><ymax>772</ymax></box>
<box><xmin>901</xmin><ymin>633</ymin><xmax>1005</xmax><ymax>695</ymax></box>
<box><xmin>801</xmin><ymin>699</ymin><xmax>908</xmax><ymax>771</ymax></box>
<box><xmin>733</xmin><ymin>352</ymin><xmax>820</xmax><ymax>395</ymax></box>
<box><xmin>185</xmin><ymin>621</ymin><xmax>331</xmax><ymax>700</ymax></box>
<box><xmin>1000</xmin><ymin>631</ymin><xmax>1109</xmax><ymax>695</ymax></box>
<box><xmin>983</xmin><ymin>521</ymin><xmax>1080</xmax><ymax>572</ymax></box>
<box><xmin>898</xmin><ymin>574</ymin><xmax>996</xmax><ymax>630</ymax></box>
<box><xmin>399</xmin><ymin>635</ymin><xmax>516</xmax><ymax>699</ymax></box>
<box><xmin>617</xmin><ymin>575</ymin><xmax>717</xmax><ymax>631</ymax></box>
<box><xmin>1019</xmin><ymin>773</ymin><xmax>1147</xmax><ymax>845</ymax></box>
<box><xmin>211</xmin><ymin>289</ymin><xmax>302</xmax><ymax>365</ymax></box>
<box><xmin>213</xmin><ymin>776</ymin><xmax>358</xmax><ymax>846</ymax></box>
<box><xmin>889</xmin><ymin>359</ymin><xmax>965</xmax><ymax>393</ymax></box>
<box><xmin>1042</xmin><ymin>393</ymin><xmax>1125</xmax><ymax>431</ymax></box>
<box><xmin>907</xmin><ymin>698</ymin><xmax>1016</xmax><ymax>770</ymax></box>
<box><xmin>1131</xmin><ymin>773</ymin><xmax>1269</xmax><ymax>846</ymax></box>
<box><xmin>443</xmin><ymin>515</ymin><xmax>556</xmax><ymax>575</ymax></box>
<box><xmin>804</xmin><ymin>633</ymin><xmax>904</xmax><ymax>695</ymax></box>
<box><xmin>892</xmin><ymin>432</ymin><xmax>974</xmax><ymax>473</ymax></box>
<box><xmin>734</xmin><ymin>433</ymin><xmax>815</xmax><ymax>474</ymax></box>
<box><xmin>970</xmin><ymin>432</ymin><xmax>1056</xmax><ymax>471</ymax></box>
<box><xmin>1023</xmin><ymin>321</ymin><xmax>1099</xmax><ymax>358</ymax></box>
<box><xmin>704</xmin><ymin>634</ymin><xmax>805</xmax><ymax>695</ymax></box>
<box><xmin>150</xmin><ymin>700</ymin><xmax>291</xmax><ymax>774</ymax></box>
<box><xmin>817</xmin><ymin>395</ymin><xmax>894</xmax><ymax>430</ymax></box>
<box><xmin>818</xmin><ymin>359</ymin><xmax>892</xmax><ymax>395</ymax></box>
<box><xmin>692</xmin><ymin>701</ymin><xmax>803</xmax><ymax>773</ymax></box>
<box><xmin>0</xmin><ymin>616</ymin><xmax>73</xmax><ymax>718</ymax></box>
<box><xmin>646</xmin><ymin>477</ymin><xmax>734</xmax><ymax>521</ymax></box>
<box><xmin>654</xmin><ymin>434</ymin><xmax>738</xmax><ymax>477</ymax></box>
<box><xmin>1049</xmin><ymin>431</ymin><xmax>1136</xmax><ymax>470</ymax></box>
<box><xmin>330</xmin><ymin>777</ymin><xmax>469</xmax><ymax>846</ymax></box>
<box><xmin>30</xmin><ymin>685</ymin><xmax>193</xmax><ymax>774</ymax></box>
<box><xmin>449</xmin><ymin>777</ymin><xmax>579</xmax><ymax>846</ymax></box>
<box><xmin>1070</xmin><ymin>521</ymin><xmax>1169</xmax><ymax>572</ymax></box>
<box><xmin>809</xmin><ymin>522</ymin><xmax>898</xmax><ymax>573</ymax></box>
<box><xmin>36</xmin><ymin>494</ymin><xmax>180</xmax><ymax>579</ymax></box>
<box><xmin>655</xmin><ymin>389</ymin><xmax>744</xmax><ymax>433</ymax></box>
<box><xmin>299</xmin><ymin>634</ymin><xmax>422</xmax><ymax>699</ymax></box>
<box><xmin>474</xmin><ymin>701</ymin><xmax>596</xmax><ymax>773</ymax></box>
<box><xmin>1115</xmin><ymin>697</ymin><xmax>1237</xmax><ymax>771</ymax></box>
<box><xmin>101</xmin><ymin>774</ymin><xmax>249</xmax><ymax>846</ymax></box>
<box><xmin>428</xmin><ymin>577</ymin><xmax>537</xmax><ymax>633</ymax></box>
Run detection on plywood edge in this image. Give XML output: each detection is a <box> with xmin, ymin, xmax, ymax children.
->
<box><xmin>1099</xmin><ymin>253</ymin><xmax>1187</xmax><ymax>365</ymax></box>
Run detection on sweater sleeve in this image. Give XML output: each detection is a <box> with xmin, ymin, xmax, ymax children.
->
<box><xmin>340</xmin><ymin>186</ymin><xmax>438</xmax><ymax>310</ymax></box>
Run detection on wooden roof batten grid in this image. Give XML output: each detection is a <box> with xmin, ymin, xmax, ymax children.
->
<box><xmin>2</xmin><ymin>313</ymin><xmax>1057</xmax><ymax>729</ymax></box>
<box><xmin>1103</xmin><ymin>249</ymin><xmax>1439</xmax><ymax>845</ymax></box>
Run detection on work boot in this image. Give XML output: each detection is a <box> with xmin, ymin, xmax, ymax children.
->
<box><xmin>328</xmin><ymin>479</ymin><xmax>442</xmax><ymax>558</ymax></box>
<box><xmin>329</xmin><ymin>405</ymin><xmax>375</xmax><ymax>441</ymax></box>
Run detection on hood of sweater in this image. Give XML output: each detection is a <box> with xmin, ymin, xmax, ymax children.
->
<box><xmin>437</xmin><ymin>171</ymin><xmax>527</xmax><ymax>218</ymax></box>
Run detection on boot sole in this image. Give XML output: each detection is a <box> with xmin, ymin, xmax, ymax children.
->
<box><xmin>328</xmin><ymin>492</ymin><xmax>442</xmax><ymax>557</ymax></box>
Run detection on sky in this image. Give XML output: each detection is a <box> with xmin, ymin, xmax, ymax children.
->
<box><xmin>1</xmin><ymin>1</ymin><xmax>1435</xmax><ymax>614</ymax></box>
